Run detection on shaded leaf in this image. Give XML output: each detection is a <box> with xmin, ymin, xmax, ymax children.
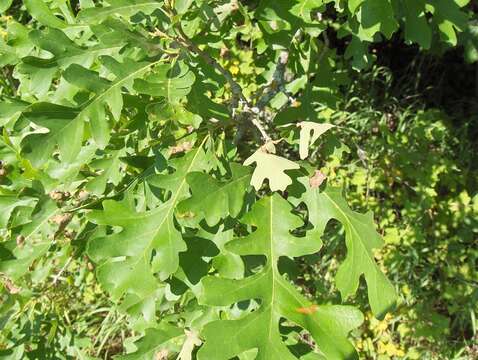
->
<box><xmin>134</xmin><ymin>61</ymin><xmax>196</xmax><ymax>104</ymax></box>
<box><xmin>24</xmin><ymin>0</ymin><xmax>66</xmax><ymax>28</ymax></box>
<box><xmin>78</xmin><ymin>0</ymin><xmax>163</xmax><ymax>23</ymax></box>
<box><xmin>21</xmin><ymin>103</ymin><xmax>84</xmax><ymax>167</ymax></box>
<box><xmin>118</xmin><ymin>324</ymin><xmax>183</xmax><ymax>360</ymax></box>
<box><xmin>177</xmin><ymin>163</ymin><xmax>251</xmax><ymax>226</ymax></box>
<box><xmin>63</xmin><ymin>57</ymin><xmax>162</xmax><ymax>147</ymax></box>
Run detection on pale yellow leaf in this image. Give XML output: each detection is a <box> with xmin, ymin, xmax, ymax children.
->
<box><xmin>178</xmin><ymin>329</ymin><xmax>202</xmax><ymax>360</ymax></box>
<box><xmin>244</xmin><ymin>149</ymin><xmax>300</xmax><ymax>191</ymax></box>
<box><xmin>298</xmin><ymin>122</ymin><xmax>334</xmax><ymax>159</ymax></box>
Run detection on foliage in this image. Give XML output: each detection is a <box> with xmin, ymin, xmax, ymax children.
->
<box><xmin>0</xmin><ymin>1</ymin><xmax>476</xmax><ymax>359</ymax></box>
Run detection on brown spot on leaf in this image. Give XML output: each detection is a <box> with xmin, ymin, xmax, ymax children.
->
<box><xmin>16</xmin><ymin>235</ymin><xmax>25</xmax><ymax>247</ymax></box>
<box><xmin>3</xmin><ymin>278</ymin><xmax>21</xmax><ymax>294</ymax></box>
<box><xmin>50</xmin><ymin>213</ymin><xmax>73</xmax><ymax>239</ymax></box>
<box><xmin>296</xmin><ymin>304</ymin><xmax>318</xmax><ymax>315</ymax></box>
<box><xmin>77</xmin><ymin>190</ymin><xmax>90</xmax><ymax>202</ymax></box>
<box><xmin>50</xmin><ymin>213</ymin><xmax>73</xmax><ymax>226</ymax></box>
<box><xmin>176</xmin><ymin>211</ymin><xmax>195</xmax><ymax>219</ymax></box>
<box><xmin>170</xmin><ymin>142</ymin><xmax>194</xmax><ymax>155</ymax></box>
<box><xmin>309</xmin><ymin>170</ymin><xmax>326</xmax><ymax>189</ymax></box>
<box><xmin>154</xmin><ymin>349</ymin><xmax>169</xmax><ymax>360</ymax></box>
<box><xmin>49</xmin><ymin>190</ymin><xmax>70</xmax><ymax>202</ymax></box>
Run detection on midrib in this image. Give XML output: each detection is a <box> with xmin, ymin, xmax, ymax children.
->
<box><xmin>134</xmin><ymin>137</ymin><xmax>209</xmax><ymax>273</ymax></box>
<box><xmin>83</xmin><ymin>3</ymin><xmax>161</xmax><ymax>18</ymax></box>
<box><xmin>322</xmin><ymin>191</ymin><xmax>375</xmax><ymax>269</ymax></box>
<box><xmin>79</xmin><ymin>57</ymin><xmax>166</xmax><ymax>119</ymax></box>
<box><xmin>267</xmin><ymin>197</ymin><xmax>277</xmax><ymax>347</ymax></box>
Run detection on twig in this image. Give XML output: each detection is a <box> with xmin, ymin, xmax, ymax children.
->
<box><xmin>317</xmin><ymin>29</ymin><xmax>330</xmax><ymax>65</ymax></box>
<box><xmin>164</xmin><ymin>3</ymin><xmax>273</xmax><ymax>143</ymax></box>
<box><xmin>51</xmin><ymin>256</ymin><xmax>73</xmax><ymax>285</ymax></box>
<box><xmin>251</xmin><ymin>117</ymin><xmax>271</xmax><ymax>142</ymax></box>
<box><xmin>256</xmin><ymin>50</ymin><xmax>290</xmax><ymax>109</ymax></box>
<box><xmin>173</xmin><ymin>23</ymin><xmax>248</xmax><ymax>108</ymax></box>
<box><xmin>171</xmin><ymin>20</ymin><xmax>273</xmax><ymax>143</ymax></box>
<box><xmin>254</xmin><ymin>29</ymin><xmax>303</xmax><ymax>110</ymax></box>
<box><xmin>275</xmin><ymin>29</ymin><xmax>330</xmax><ymax>113</ymax></box>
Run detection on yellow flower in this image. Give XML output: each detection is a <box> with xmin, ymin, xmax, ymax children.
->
<box><xmin>355</xmin><ymin>339</ymin><xmax>363</xmax><ymax>349</ymax></box>
<box><xmin>395</xmin><ymin>349</ymin><xmax>405</xmax><ymax>357</ymax></box>
<box><xmin>229</xmin><ymin>65</ymin><xmax>239</xmax><ymax>75</ymax></box>
<box><xmin>376</xmin><ymin>320</ymin><xmax>388</xmax><ymax>332</ymax></box>
<box><xmin>377</xmin><ymin>340</ymin><xmax>387</xmax><ymax>354</ymax></box>
<box><xmin>378</xmin><ymin>341</ymin><xmax>404</xmax><ymax>357</ymax></box>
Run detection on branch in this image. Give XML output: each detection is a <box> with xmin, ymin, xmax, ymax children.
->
<box><xmin>51</xmin><ymin>256</ymin><xmax>73</xmax><ymax>285</ymax></box>
<box><xmin>166</xmin><ymin>6</ymin><xmax>272</xmax><ymax>143</ymax></box>
<box><xmin>317</xmin><ymin>30</ymin><xmax>330</xmax><ymax>65</ymax></box>
<box><xmin>173</xmin><ymin>23</ymin><xmax>273</xmax><ymax>142</ymax></box>
<box><xmin>250</xmin><ymin>112</ymin><xmax>271</xmax><ymax>142</ymax></box>
<box><xmin>275</xmin><ymin>30</ymin><xmax>330</xmax><ymax>113</ymax></box>
<box><xmin>256</xmin><ymin>50</ymin><xmax>289</xmax><ymax>110</ymax></box>
<box><xmin>173</xmin><ymin>23</ymin><xmax>248</xmax><ymax>108</ymax></box>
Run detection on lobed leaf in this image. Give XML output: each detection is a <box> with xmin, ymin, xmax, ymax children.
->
<box><xmin>198</xmin><ymin>194</ymin><xmax>363</xmax><ymax>360</ymax></box>
<box><xmin>244</xmin><ymin>148</ymin><xmax>300</xmax><ymax>192</ymax></box>
<box><xmin>300</xmin><ymin>182</ymin><xmax>397</xmax><ymax>318</ymax></box>
<box><xmin>177</xmin><ymin>163</ymin><xmax>251</xmax><ymax>227</ymax></box>
<box><xmin>87</xmin><ymin>146</ymin><xmax>208</xmax><ymax>300</ymax></box>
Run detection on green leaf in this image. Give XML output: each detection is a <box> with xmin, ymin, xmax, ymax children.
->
<box><xmin>20</xmin><ymin>103</ymin><xmax>84</xmax><ymax>167</ymax></box>
<box><xmin>89</xmin><ymin>18</ymin><xmax>158</xmax><ymax>54</ymax></box>
<box><xmin>17</xmin><ymin>28</ymin><xmax>120</xmax><ymax>92</ymax></box>
<box><xmin>429</xmin><ymin>0</ymin><xmax>468</xmax><ymax>46</ymax></box>
<box><xmin>300</xmin><ymin>184</ymin><xmax>396</xmax><ymax>318</ymax></box>
<box><xmin>0</xmin><ymin>196</ymin><xmax>36</xmax><ymax>228</ymax></box>
<box><xmin>118</xmin><ymin>324</ymin><xmax>183</xmax><ymax>360</ymax></box>
<box><xmin>134</xmin><ymin>61</ymin><xmax>196</xmax><ymax>104</ymax></box>
<box><xmin>402</xmin><ymin>0</ymin><xmax>432</xmax><ymax>49</ymax></box>
<box><xmin>0</xmin><ymin>0</ymin><xmax>13</xmax><ymax>13</ymax></box>
<box><xmin>63</xmin><ymin>57</ymin><xmax>162</xmax><ymax>148</ymax></box>
<box><xmin>357</xmin><ymin>0</ymin><xmax>398</xmax><ymax>40</ymax></box>
<box><xmin>0</xmin><ymin>99</ymin><xmax>28</xmax><ymax>127</ymax></box>
<box><xmin>175</xmin><ymin>0</ymin><xmax>194</xmax><ymax>14</ymax></box>
<box><xmin>463</xmin><ymin>21</ymin><xmax>478</xmax><ymax>63</ymax></box>
<box><xmin>290</xmin><ymin>0</ymin><xmax>325</xmax><ymax>23</ymax></box>
<box><xmin>349</xmin><ymin>0</ymin><xmax>364</xmax><ymax>14</ymax></box>
<box><xmin>0</xmin><ymin>240</ymin><xmax>50</xmax><ymax>280</ymax></box>
<box><xmin>198</xmin><ymin>194</ymin><xmax>363</xmax><ymax>360</ymax></box>
<box><xmin>177</xmin><ymin>163</ymin><xmax>251</xmax><ymax>227</ymax></box>
<box><xmin>24</xmin><ymin>0</ymin><xmax>67</xmax><ymax>29</ymax></box>
<box><xmin>78</xmin><ymin>0</ymin><xmax>163</xmax><ymax>23</ymax></box>
<box><xmin>201</xmin><ymin>226</ymin><xmax>244</xmax><ymax>280</ymax></box>
<box><xmin>344</xmin><ymin>36</ymin><xmax>374</xmax><ymax>70</ymax></box>
<box><xmin>85</xmin><ymin>148</ymin><xmax>126</xmax><ymax>195</ymax></box>
<box><xmin>19</xmin><ymin>198</ymin><xmax>60</xmax><ymax>240</ymax></box>
<box><xmin>244</xmin><ymin>148</ymin><xmax>300</xmax><ymax>191</ymax></box>
<box><xmin>87</xmin><ymin>146</ymin><xmax>208</xmax><ymax>300</ymax></box>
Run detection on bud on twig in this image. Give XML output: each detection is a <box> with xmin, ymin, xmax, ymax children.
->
<box><xmin>16</xmin><ymin>235</ymin><xmax>25</xmax><ymax>247</ymax></box>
